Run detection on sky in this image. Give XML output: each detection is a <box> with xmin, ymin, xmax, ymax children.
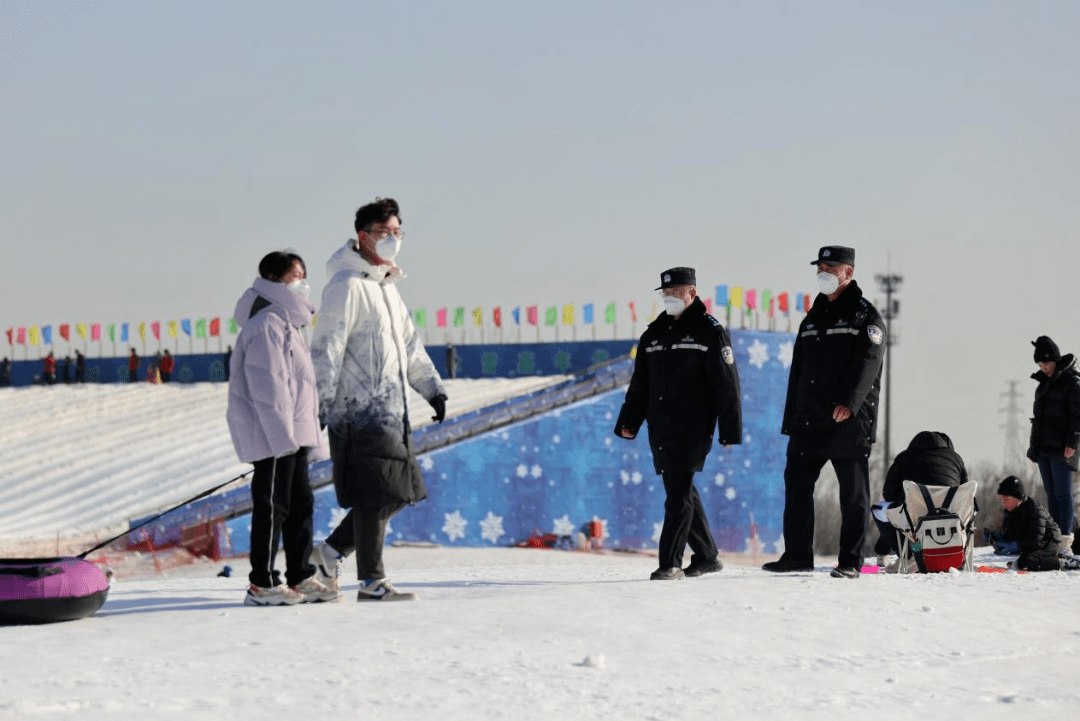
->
<box><xmin>2</xmin><ymin>1</ymin><xmax>1078</xmax><ymax>466</ymax></box>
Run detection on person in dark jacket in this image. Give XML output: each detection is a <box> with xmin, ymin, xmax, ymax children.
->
<box><xmin>1027</xmin><ymin>336</ymin><xmax>1080</xmax><ymax>553</ymax></box>
<box><xmin>990</xmin><ymin>475</ymin><xmax>1074</xmax><ymax>571</ymax></box>
<box><xmin>873</xmin><ymin>431</ymin><xmax>968</xmax><ymax>557</ymax></box>
<box><xmin>128</xmin><ymin>348</ymin><xmax>139</xmax><ymax>382</ymax></box>
<box><xmin>74</xmin><ymin>350</ymin><xmax>85</xmax><ymax>383</ymax></box>
<box><xmin>615</xmin><ymin>267</ymin><xmax>743</xmax><ymax>580</ymax></box>
<box><xmin>0</xmin><ymin>357</ymin><xmax>10</xmax><ymax>386</ymax></box>
<box><xmin>763</xmin><ymin>246</ymin><xmax>885</xmax><ymax>579</ymax></box>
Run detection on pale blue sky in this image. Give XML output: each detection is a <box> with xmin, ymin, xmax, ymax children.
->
<box><xmin>2</xmin><ymin>0</ymin><xmax>1077</xmax><ymax>465</ymax></box>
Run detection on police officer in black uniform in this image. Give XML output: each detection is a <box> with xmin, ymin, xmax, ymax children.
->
<box><xmin>615</xmin><ymin>267</ymin><xmax>742</xmax><ymax>580</ymax></box>
<box><xmin>763</xmin><ymin>246</ymin><xmax>885</xmax><ymax>579</ymax></box>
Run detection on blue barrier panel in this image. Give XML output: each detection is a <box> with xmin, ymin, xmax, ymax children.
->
<box><xmin>3</xmin><ymin>352</ymin><xmax>230</xmax><ymax>386</ymax></box>
<box><xmin>223</xmin><ymin>330</ymin><xmax>794</xmax><ymax>557</ymax></box>
<box><xmin>3</xmin><ymin>341</ymin><xmax>636</xmax><ymax>386</ymax></box>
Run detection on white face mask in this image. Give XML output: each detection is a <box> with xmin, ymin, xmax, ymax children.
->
<box><xmin>816</xmin><ymin>271</ymin><xmax>840</xmax><ymax>295</ymax></box>
<box><xmin>375</xmin><ymin>236</ymin><xmax>401</xmax><ymax>262</ymax></box>
<box><xmin>662</xmin><ymin>295</ymin><xmax>688</xmax><ymax>317</ymax></box>
<box><xmin>286</xmin><ymin>279</ymin><xmax>311</xmax><ymax>299</ymax></box>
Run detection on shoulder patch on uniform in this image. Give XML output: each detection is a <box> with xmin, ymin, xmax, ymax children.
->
<box><xmin>707</xmin><ymin>314</ymin><xmax>722</xmax><ymax>328</ymax></box>
<box><xmin>867</xmin><ymin>325</ymin><xmax>884</xmax><ymax>345</ymax></box>
<box><xmin>721</xmin><ymin>346</ymin><xmax>735</xmax><ymax>365</ymax></box>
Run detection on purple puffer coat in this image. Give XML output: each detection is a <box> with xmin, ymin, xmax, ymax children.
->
<box><xmin>227</xmin><ymin>277</ymin><xmax>323</xmax><ymax>463</ymax></box>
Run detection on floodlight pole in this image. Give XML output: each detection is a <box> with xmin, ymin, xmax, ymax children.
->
<box><xmin>874</xmin><ymin>267</ymin><xmax>903</xmax><ymax>473</ymax></box>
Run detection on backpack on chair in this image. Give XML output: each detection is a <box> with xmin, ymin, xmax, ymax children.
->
<box><xmin>885</xmin><ymin>480</ymin><xmax>978</xmax><ymax>574</ymax></box>
<box><xmin>906</xmin><ymin>485</ymin><xmax>968</xmax><ymax>573</ymax></box>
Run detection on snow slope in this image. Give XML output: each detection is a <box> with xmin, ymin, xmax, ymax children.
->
<box><xmin>2</xmin><ymin>547</ymin><xmax>1079</xmax><ymax>720</ymax></box>
<box><xmin>0</xmin><ymin>379</ymin><xmax>566</xmax><ymax>544</ymax></box>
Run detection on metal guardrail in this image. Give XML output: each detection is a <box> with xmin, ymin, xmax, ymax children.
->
<box><xmin>128</xmin><ymin>355</ymin><xmax>635</xmax><ymax>540</ymax></box>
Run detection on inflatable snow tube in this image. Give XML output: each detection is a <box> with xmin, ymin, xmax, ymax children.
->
<box><xmin>0</xmin><ymin>557</ymin><xmax>110</xmax><ymax>625</ymax></box>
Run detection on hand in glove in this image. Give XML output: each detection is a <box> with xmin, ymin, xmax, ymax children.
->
<box><xmin>430</xmin><ymin>394</ymin><xmax>448</xmax><ymax>423</ymax></box>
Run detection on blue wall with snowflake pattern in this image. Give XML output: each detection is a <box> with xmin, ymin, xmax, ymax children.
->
<box><xmin>225</xmin><ymin>330</ymin><xmax>795</xmax><ymax>556</ymax></box>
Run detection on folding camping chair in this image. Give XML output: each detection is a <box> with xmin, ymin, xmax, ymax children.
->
<box><xmin>885</xmin><ymin>480</ymin><xmax>978</xmax><ymax>574</ymax></box>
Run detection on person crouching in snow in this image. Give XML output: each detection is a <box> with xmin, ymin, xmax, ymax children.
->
<box><xmin>309</xmin><ymin>197</ymin><xmax>448</xmax><ymax>602</ymax></box>
<box><xmin>990</xmin><ymin>475</ymin><xmax>1078</xmax><ymax>571</ymax></box>
<box><xmin>227</xmin><ymin>250</ymin><xmax>340</xmax><ymax>606</ymax></box>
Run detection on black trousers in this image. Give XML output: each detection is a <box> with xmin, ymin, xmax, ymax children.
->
<box><xmin>658</xmin><ymin>470</ymin><xmax>718</xmax><ymax>569</ymax></box>
<box><xmin>325</xmin><ymin>504</ymin><xmax>407</xmax><ymax>581</ymax></box>
<box><xmin>780</xmin><ymin>456</ymin><xmax>870</xmax><ymax>569</ymax></box>
<box><xmin>248</xmin><ymin>449</ymin><xmax>316</xmax><ymax>588</ymax></box>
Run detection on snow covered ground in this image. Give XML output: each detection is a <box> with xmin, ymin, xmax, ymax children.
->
<box><xmin>3</xmin><ymin>546</ymin><xmax>1079</xmax><ymax>720</ymax></box>
<box><xmin>0</xmin><ymin>379</ymin><xmax>566</xmax><ymax>547</ymax></box>
<box><xmin>3</xmin><ymin>384</ymin><xmax>1080</xmax><ymax>720</ymax></box>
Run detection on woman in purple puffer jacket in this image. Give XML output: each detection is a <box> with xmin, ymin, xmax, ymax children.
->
<box><xmin>227</xmin><ymin>251</ymin><xmax>339</xmax><ymax>607</ymax></box>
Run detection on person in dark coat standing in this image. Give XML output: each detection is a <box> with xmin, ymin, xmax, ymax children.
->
<box><xmin>128</xmin><ymin>348</ymin><xmax>139</xmax><ymax>383</ymax></box>
<box><xmin>0</xmin><ymin>357</ymin><xmax>10</xmax><ymax>386</ymax></box>
<box><xmin>74</xmin><ymin>350</ymin><xmax>85</xmax><ymax>383</ymax></box>
<box><xmin>763</xmin><ymin>246</ymin><xmax>885</xmax><ymax>579</ymax></box>
<box><xmin>873</xmin><ymin>430</ymin><xmax>968</xmax><ymax>557</ymax></box>
<box><xmin>614</xmin><ymin>267</ymin><xmax>743</xmax><ymax>580</ymax></box>
<box><xmin>1027</xmin><ymin>336</ymin><xmax>1080</xmax><ymax>553</ymax></box>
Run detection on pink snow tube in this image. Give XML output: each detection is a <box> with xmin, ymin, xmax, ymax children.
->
<box><xmin>0</xmin><ymin>557</ymin><xmax>110</xmax><ymax>624</ymax></box>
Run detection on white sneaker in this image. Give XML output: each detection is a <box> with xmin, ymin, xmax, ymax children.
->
<box><xmin>357</xmin><ymin>577</ymin><xmax>417</xmax><ymax>602</ymax></box>
<box><xmin>311</xmin><ymin>543</ymin><xmax>342</xmax><ymax>587</ymax></box>
<box><xmin>244</xmin><ymin>584</ymin><xmax>304</xmax><ymax>606</ymax></box>
<box><xmin>291</xmin><ymin>575</ymin><xmax>342</xmax><ymax>603</ymax></box>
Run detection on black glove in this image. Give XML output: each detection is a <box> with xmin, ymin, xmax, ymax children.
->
<box><xmin>430</xmin><ymin>394</ymin><xmax>448</xmax><ymax>423</ymax></box>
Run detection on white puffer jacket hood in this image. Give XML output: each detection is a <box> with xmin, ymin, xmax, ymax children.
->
<box><xmin>310</xmin><ymin>240</ymin><xmax>445</xmax><ymax>432</ymax></box>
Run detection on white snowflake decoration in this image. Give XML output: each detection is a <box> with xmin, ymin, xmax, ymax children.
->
<box><xmin>714</xmin><ymin>472</ymin><xmax>726</xmax><ymax>487</ymax></box>
<box><xmin>631</xmin><ymin>471</ymin><xmax>642</xmax><ymax>485</ymax></box>
<box><xmin>620</xmin><ymin>469</ymin><xmax>630</xmax><ymax>484</ymax></box>
<box><xmin>552</xmin><ymin>434</ymin><xmax>561</xmax><ymax>444</ymax></box>
<box><xmin>480</xmin><ymin>511</ymin><xmax>504</xmax><ymax>545</ymax></box>
<box><xmin>777</xmin><ymin>340</ymin><xmax>794</xmax><ymax>369</ymax></box>
<box><xmin>530</xmin><ymin>464</ymin><xmax>543</xmax><ymax>478</ymax></box>
<box><xmin>747</xmin><ymin>339</ymin><xmax>770</xmax><ymax>369</ymax></box>
<box><xmin>515</xmin><ymin>464</ymin><xmax>528</xmax><ymax>478</ymax></box>
<box><xmin>553</xmin><ymin>515</ymin><xmax>576</xmax><ymax>536</ymax></box>
<box><xmin>442</xmin><ymin>510</ymin><xmax>468</xmax><ymax>542</ymax></box>
<box><xmin>420</xmin><ymin>456</ymin><xmax>435</xmax><ymax>471</ymax></box>
<box><xmin>725</xmin><ymin>487</ymin><xmax>737</xmax><ymax>500</ymax></box>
